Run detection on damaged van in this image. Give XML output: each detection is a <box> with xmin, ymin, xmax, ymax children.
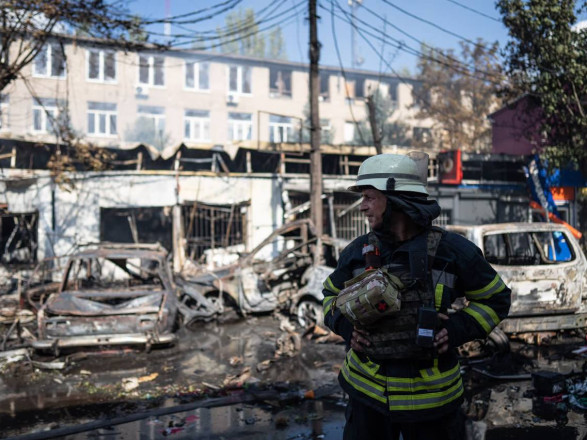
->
<box><xmin>448</xmin><ymin>223</ymin><xmax>587</xmax><ymax>335</ymax></box>
<box><xmin>30</xmin><ymin>244</ymin><xmax>178</xmax><ymax>354</ymax></box>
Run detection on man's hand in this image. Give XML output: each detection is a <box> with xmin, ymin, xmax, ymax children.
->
<box><xmin>350</xmin><ymin>328</ymin><xmax>371</xmax><ymax>352</ymax></box>
<box><xmin>434</xmin><ymin>313</ymin><xmax>450</xmax><ymax>354</ymax></box>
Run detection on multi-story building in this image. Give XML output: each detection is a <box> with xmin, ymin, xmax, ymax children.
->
<box><xmin>0</xmin><ymin>36</ymin><xmax>432</xmax><ymax>151</ymax></box>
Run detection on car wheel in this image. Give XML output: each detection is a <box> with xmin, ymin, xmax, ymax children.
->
<box><xmin>486</xmin><ymin>327</ymin><xmax>510</xmax><ymax>353</ymax></box>
<box><xmin>296</xmin><ymin>299</ymin><xmax>323</xmax><ymax>328</ymax></box>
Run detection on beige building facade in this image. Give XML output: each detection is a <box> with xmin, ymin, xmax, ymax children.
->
<box><xmin>0</xmin><ymin>37</ymin><xmax>432</xmax><ymax>152</ymax></box>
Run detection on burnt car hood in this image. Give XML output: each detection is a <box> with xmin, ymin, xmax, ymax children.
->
<box><xmin>44</xmin><ymin>290</ymin><xmax>166</xmax><ymax>316</ymax></box>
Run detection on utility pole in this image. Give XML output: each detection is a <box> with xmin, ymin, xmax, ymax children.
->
<box><xmin>309</xmin><ymin>0</ymin><xmax>323</xmax><ymax>264</ymax></box>
<box><xmin>366</xmin><ymin>94</ymin><xmax>382</xmax><ymax>154</ymax></box>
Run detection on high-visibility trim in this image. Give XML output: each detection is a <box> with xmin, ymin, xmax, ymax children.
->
<box><xmin>323</xmin><ymin>295</ymin><xmax>335</xmax><ymax>316</ymax></box>
<box><xmin>347</xmin><ymin>351</ymin><xmax>460</xmax><ymax>392</ymax></box>
<box><xmin>465</xmin><ymin>274</ymin><xmax>505</xmax><ymax>300</ymax></box>
<box><xmin>341</xmin><ymin>359</ymin><xmax>387</xmax><ymax>404</ymax></box>
<box><xmin>463</xmin><ymin>302</ymin><xmax>500</xmax><ymax>334</ymax></box>
<box><xmin>387</xmin><ymin>379</ymin><xmax>464</xmax><ymax>411</ymax></box>
<box><xmin>323</xmin><ymin>277</ymin><xmax>340</xmax><ymax>294</ymax></box>
<box><xmin>387</xmin><ymin>364</ymin><xmax>461</xmax><ymax>392</ymax></box>
<box><xmin>434</xmin><ymin>283</ymin><xmax>444</xmax><ymax>310</ymax></box>
<box><xmin>347</xmin><ymin>351</ymin><xmax>385</xmax><ymax>381</ymax></box>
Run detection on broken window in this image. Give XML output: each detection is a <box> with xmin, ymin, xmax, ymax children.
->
<box><xmin>100</xmin><ymin>207</ymin><xmax>173</xmax><ymax>252</ymax></box>
<box><xmin>483</xmin><ymin>230</ymin><xmax>574</xmax><ymax>266</ymax></box>
<box><xmin>0</xmin><ymin>211</ymin><xmax>38</xmax><ymax>265</ymax></box>
<box><xmin>269</xmin><ymin>67</ymin><xmax>292</xmax><ymax>97</ymax></box>
<box><xmin>182</xmin><ymin>202</ymin><xmax>248</xmax><ymax>260</ymax></box>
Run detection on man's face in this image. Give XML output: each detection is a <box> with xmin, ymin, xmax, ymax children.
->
<box><xmin>360</xmin><ymin>188</ymin><xmax>387</xmax><ymax>230</ymax></box>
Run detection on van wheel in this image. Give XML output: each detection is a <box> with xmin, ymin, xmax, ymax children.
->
<box><xmin>296</xmin><ymin>299</ymin><xmax>323</xmax><ymax>328</ymax></box>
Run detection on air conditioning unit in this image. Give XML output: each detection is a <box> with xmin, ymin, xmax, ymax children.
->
<box><xmin>135</xmin><ymin>86</ymin><xmax>149</xmax><ymax>96</ymax></box>
<box><xmin>437</xmin><ymin>150</ymin><xmax>463</xmax><ymax>184</ymax></box>
<box><xmin>227</xmin><ymin>94</ymin><xmax>239</xmax><ymax>105</ymax></box>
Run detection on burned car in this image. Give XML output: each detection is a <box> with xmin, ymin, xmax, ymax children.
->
<box><xmin>177</xmin><ymin>219</ymin><xmax>346</xmax><ymax>327</ymax></box>
<box><xmin>27</xmin><ymin>244</ymin><xmax>178</xmax><ymax>354</ymax></box>
<box><xmin>448</xmin><ymin>222</ymin><xmax>587</xmax><ymax>335</ymax></box>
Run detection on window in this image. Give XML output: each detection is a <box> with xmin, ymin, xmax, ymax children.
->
<box><xmin>0</xmin><ymin>95</ymin><xmax>8</xmax><ymax>130</ymax></box>
<box><xmin>228</xmin><ymin>112</ymin><xmax>252</xmax><ymax>141</ymax></box>
<box><xmin>269</xmin><ymin>67</ymin><xmax>292</xmax><ymax>97</ymax></box>
<box><xmin>269</xmin><ymin>115</ymin><xmax>296</xmax><ymax>143</ymax></box>
<box><xmin>185</xmin><ymin>60</ymin><xmax>209</xmax><ymax>91</ymax></box>
<box><xmin>413</xmin><ymin>127</ymin><xmax>431</xmax><ymax>144</ymax></box>
<box><xmin>138</xmin><ymin>55</ymin><xmax>165</xmax><ymax>86</ymax></box>
<box><xmin>483</xmin><ymin>230</ymin><xmax>574</xmax><ymax>266</ymax></box>
<box><xmin>33</xmin><ymin>43</ymin><xmax>66</xmax><ymax>78</ymax></box>
<box><xmin>184</xmin><ymin>110</ymin><xmax>210</xmax><ymax>142</ymax></box>
<box><xmin>345</xmin><ymin>77</ymin><xmax>364</xmax><ymax>100</ymax></box>
<box><xmin>320</xmin><ymin>73</ymin><xmax>330</xmax><ymax>101</ymax></box>
<box><xmin>387</xmin><ymin>83</ymin><xmax>399</xmax><ymax>110</ymax></box>
<box><xmin>137</xmin><ymin>105</ymin><xmax>166</xmax><ymax>134</ymax></box>
<box><xmin>87</xmin><ymin>49</ymin><xmax>116</xmax><ymax>82</ymax></box>
<box><xmin>344</xmin><ymin>121</ymin><xmax>355</xmax><ymax>143</ymax></box>
<box><xmin>228</xmin><ymin>65</ymin><xmax>251</xmax><ymax>94</ymax></box>
<box><xmin>0</xmin><ymin>211</ymin><xmax>38</xmax><ymax>265</ymax></box>
<box><xmin>320</xmin><ymin>119</ymin><xmax>332</xmax><ymax>144</ymax></box>
<box><xmin>32</xmin><ymin>98</ymin><xmax>63</xmax><ymax>134</ymax></box>
<box><xmin>87</xmin><ymin>102</ymin><xmax>117</xmax><ymax>136</ymax></box>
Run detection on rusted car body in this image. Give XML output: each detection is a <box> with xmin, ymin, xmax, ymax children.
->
<box><xmin>30</xmin><ymin>244</ymin><xmax>178</xmax><ymax>353</ymax></box>
<box><xmin>178</xmin><ymin>219</ymin><xmax>345</xmax><ymax>326</ymax></box>
<box><xmin>448</xmin><ymin>222</ymin><xmax>587</xmax><ymax>334</ymax></box>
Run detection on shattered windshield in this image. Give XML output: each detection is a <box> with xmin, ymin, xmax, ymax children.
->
<box><xmin>63</xmin><ymin>256</ymin><xmax>165</xmax><ymax>291</ymax></box>
<box><xmin>483</xmin><ymin>230</ymin><xmax>574</xmax><ymax>265</ymax></box>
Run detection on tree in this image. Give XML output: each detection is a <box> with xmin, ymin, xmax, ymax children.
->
<box><xmin>0</xmin><ymin>0</ymin><xmax>145</xmax><ymax>92</ymax></box>
<box><xmin>413</xmin><ymin>40</ymin><xmax>503</xmax><ymax>152</ymax></box>
<box><xmin>497</xmin><ymin>0</ymin><xmax>587</xmax><ymax>169</ymax></box>
<box><xmin>216</xmin><ymin>8</ymin><xmax>286</xmax><ymax>59</ymax></box>
<box><xmin>352</xmin><ymin>89</ymin><xmax>410</xmax><ymax>147</ymax></box>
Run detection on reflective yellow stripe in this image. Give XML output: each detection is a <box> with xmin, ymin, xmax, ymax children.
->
<box><xmin>347</xmin><ymin>351</ymin><xmax>385</xmax><ymax>381</ymax></box>
<box><xmin>322</xmin><ymin>295</ymin><xmax>335</xmax><ymax>315</ymax></box>
<box><xmin>435</xmin><ymin>283</ymin><xmax>443</xmax><ymax>310</ymax></box>
<box><xmin>466</xmin><ymin>274</ymin><xmax>505</xmax><ymax>300</ymax></box>
<box><xmin>388</xmin><ymin>364</ymin><xmax>461</xmax><ymax>392</ymax></box>
<box><xmin>341</xmin><ymin>357</ymin><xmax>387</xmax><ymax>404</ymax></box>
<box><xmin>463</xmin><ymin>302</ymin><xmax>500</xmax><ymax>334</ymax></box>
<box><xmin>323</xmin><ymin>277</ymin><xmax>340</xmax><ymax>294</ymax></box>
<box><xmin>387</xmin><ymin>379</ymin><xmax>464</xmax><ymax>411</ymax></box>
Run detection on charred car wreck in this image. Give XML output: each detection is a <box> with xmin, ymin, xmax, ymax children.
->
<box><xmin>29</xmin><ymin>244</ymin><xmax>179</xmax><ymax>354</ymax></box>
<box><xmin>449</xmin><ymin>222</ymin><xmax>587</xmax><ymax>338</ymax></box>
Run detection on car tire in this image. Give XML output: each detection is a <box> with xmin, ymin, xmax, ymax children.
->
<box><xmin>486</xmin><ymin>327</ymin><xmax>510</xmax><ymax>353</ymax></box>
<box><xmin>296</xmin><ymin>298</ymin><xmax>323</xmax><ymax>328</ymax></box>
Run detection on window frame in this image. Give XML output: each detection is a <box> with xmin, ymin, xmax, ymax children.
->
<box><xmin>184</xmin><ymin>60</ymin><xmax>210</xmax><ymax>92</ymax></box>
<box><xmin>86</xmin><ymin>49</ymin><xmax>117</xmax><ymax>83</ymax></box>
<box><xmin>32</xmin><ymin>43</ymin><xmax>66</xmax><ymax>79</ymax></box>
<box><xmin>227</xmin><ymin>65</ymin><xmax>252</xmax><ymax>95</ymax></box>
<box><xmin>227</xmin><ymin>112</ymin><xmax>252</xmax><ymax>141</ymax></box>
<box><xmin>184</xmin><ymin>110</ymin><xmax>211</xmax><ymax>142</ymax></box>
<box><xmin>138</xmin><ymin>54</ymin><xmax>166</xmax><ymax>87</ymax></box>
<box><xmin>87</xmin><ymin>103</ymin><xmax>118</xmax><ymax>137</ymax></box>
<box><xmin>32</xmin><ymin>101</ymin><xmax>59</xmax><ymax>134</ymax></box>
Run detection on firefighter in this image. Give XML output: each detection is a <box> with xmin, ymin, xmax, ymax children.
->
<box><xmin>322</xmin><ymin>152</ymin><xmax>511</xmax><ymax>440</ymax></box>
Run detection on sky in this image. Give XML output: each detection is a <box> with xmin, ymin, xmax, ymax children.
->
<box><xmin>126</xmin><ymin>0</ymin><xmax>512</xmax><ymax>75</ymax></box>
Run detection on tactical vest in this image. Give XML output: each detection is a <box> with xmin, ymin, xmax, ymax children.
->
<box><xmin>361</xmin><ymin>227</ymin><xmax>444</xmax><ymax>360</ymax></box>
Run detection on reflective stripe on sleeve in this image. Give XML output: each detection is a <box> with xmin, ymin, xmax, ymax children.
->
<box><xmin>323</xmin><ymin>295</ymin><xmax>336</xmax><ymax>316</ymax></box>
<box><xmin>323</xmin><ymin>277</ymin><xmax>340</xmax><ymax>294</ymax></box>
<box><xmin>463</xmin><ymin>301</ymin><xmax>501</xmax><ymax>334</ymax></box>
<box><xmin>465</xmin><ymin>274</ymin><xmax>506</xmax><ymax>300</ymax></box>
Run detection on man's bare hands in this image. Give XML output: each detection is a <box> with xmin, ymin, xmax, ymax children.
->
<box><xmin>350</xmin><ymin>328</ymin><xmax>371</xmax><ymax>352</ymax></box>
<box><xmin>434</xmin><ymin>313</ymin><xmax>450</xmax><ymax>354</ymax></box>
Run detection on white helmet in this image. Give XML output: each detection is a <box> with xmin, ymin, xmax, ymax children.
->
<box><xmin>348</xmin><ymin>151</ymin><xmax>429</xmax><ymax>195</ymax></box>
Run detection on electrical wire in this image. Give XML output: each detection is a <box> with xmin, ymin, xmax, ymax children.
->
<box><xmin>445</xmin><ymin>0</ymin><xmax>501</xmax><ymax>22</ymax></box>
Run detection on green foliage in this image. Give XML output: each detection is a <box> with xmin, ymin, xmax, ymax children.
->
<box><xmin>217</xmin><ymin>7</ymin><xmax>286</xmax><ymax>59</ymax></box>
<box><xmin>497</xmin><ymin>0</ymin><xmax>587</xmax><ymax>168</ymax></box>
<box><xmin>352</xmin><ymin>89</ymin><xmax>410</xmax><ymax>147</ymax></box>
<box><xmin>414</xmin><ymin>40</ymin><xmax>503</xmax><ymax>152</ymax></box>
